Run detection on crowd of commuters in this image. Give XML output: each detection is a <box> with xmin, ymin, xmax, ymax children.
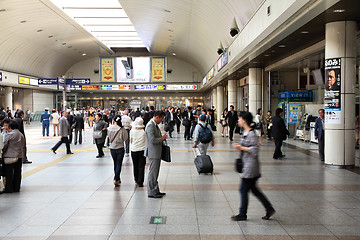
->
<box><xmin>1</xmin><ymin>103</ymin><xmax>333</xmax><ymax>221</ymax></box>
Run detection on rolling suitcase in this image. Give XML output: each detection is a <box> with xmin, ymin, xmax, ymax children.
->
<box><xmin>194</xmin><ymin>153</ymin><xmax>213</xmax><ymax>174</ymax></box>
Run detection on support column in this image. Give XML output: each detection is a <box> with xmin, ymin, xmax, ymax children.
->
<box><xmin>228</xmin><ymin>80</ymin><xmax>237</xmax><ymax>110</ymax></box>
<box><xmin>212</xmin><ymin>88</ymin><xmax>217</xmax><ymax>119</ymax></box>
<box><xmin>216</xmin><ymin>85</ymin><xmax>224</xmax><ymax>122</ymax></box>
<box><xmin>5</xmin><ymin>87</ymin><xmax>13</xmax><ymax>110</ymax></box>
<box><xmin>249</xmin><ymin>68</ymin><xmax>262</xmax><ymax>116</ymax></box>
<box><xmin>325</xmin><ymin>21</ymin><xmax>357</xmax><ymax>166</ymax></box>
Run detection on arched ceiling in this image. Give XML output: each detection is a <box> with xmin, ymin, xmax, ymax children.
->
<box><xmin>0</xmin><ymin>0</ymin><xmax>264</xmax><ymax>78</ymax></box>
<box><xmin>119</xmin><ymin>0</ymin><xmax>264</xmax><ymax>75</ymax></box>
<box><xmin>0</xmin><ymin>0</ymin><xmax>112</xmax><ymax>78</ymax></box>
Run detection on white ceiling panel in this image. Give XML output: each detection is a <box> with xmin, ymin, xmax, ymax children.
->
<box><xmin>119</xmin><ymin>0</ymin><xmax>264</xmax><ymax>75</ymax></box>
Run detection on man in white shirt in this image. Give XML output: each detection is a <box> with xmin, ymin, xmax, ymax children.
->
<box><xmin>121</xmin><ymin>110</ymin><xmax>132</xmax><ymax>156</ymax></box>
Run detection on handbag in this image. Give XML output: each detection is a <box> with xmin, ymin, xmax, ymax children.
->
<box><xmin>4</xmin><ymin>158</ymin><xmax>18</xmax><ymax>164</ymax></box>
<box><xmin>235</xmin><ymin>125</ymin><xmax>240</xmax><ymax>134</ymax></box>
<box><xmin>182</xmin><ymin>119</ymin><xmax>190</xmax><ymax>126</ymax></box>
<box><xmin>93</xmin><ymin>130</ymin><xmax>103</xmax><ymax>139</ymax></box>
<box><xmin>161</xmin><ymin>140</ymin><xmax>171</xmax><ymax>162</ymax></box>
<box><xmin>235</xmin><ymin>155</ymin><xmax>243</xmax><ymax>173</ymax></box>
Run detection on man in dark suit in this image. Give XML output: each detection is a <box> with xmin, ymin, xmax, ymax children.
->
<box><xmin>314</xmin><ymin>109</ymin><xmax>325</xmax><ymax>161</ymax></box>
<box><xmin>207</xmin><ymin>109</ymin><xmax>215</xmax><ymax>130</ymax></box>
<box><xmin>67</xmin><ymin>110</ymin><xmax>74</xmax><ymax>144</ymax></box>
<box><xmin>74</xmin><ymin>113</ymin><xmax>85</xmax><ymax>145</ymax></box>
<box><xmin>165</xmin><ymin>107</ymin><xmax>176</xmax><ymax>138</ymax></box>
<box><xmin>226</xmin><ymin>105</ymin><xmax>238</xmax><ymax>141</ymax></box>
<box><xmin>271</xmin><ymin>108</ymin><xmax>289</xmax><ymax>159</ymax></box>
<box><xmin>182</xmin><ymin>106</ymin><xmax>193</xmax><ymax>140</ymax></box>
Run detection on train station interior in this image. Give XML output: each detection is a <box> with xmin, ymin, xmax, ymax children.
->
<box><xmin>1</xmin><ymin>0</ymin><xmax>360</xmax><ymax>239</ymax></box>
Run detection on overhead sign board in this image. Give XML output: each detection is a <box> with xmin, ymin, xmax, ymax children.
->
<box><xmin>66</xmin><ymin>78</ymin><xmax>90</xmax><ymax>85</ymax></box>
<box><xmin>30</xmin><ymin>78</ymin><xmax>38</xmax><ymax>86</ymax></box>
<box><xmin>134</xmin><ymin>85</ymin><xmax>166</xmax><ymax>90</ymax></box>
<box><xmin>82</xmin><ymin>85</ymin><xmax>99</xmax><ymax>91</ymax></box>
<box><xmin>69</xmin><ymin>85</ymin><xmax>82</xmax><ymax>90</ymax></box>
<box><xmin>19</xmin><ymin>76</ymin><xmax>30</xmax><ymax>85</ymax></box>
<box><xmin>38</xmin><ymin>78</ymin><xmax>58</xmax><ymax>85</ymax></box>
<box><xmin>100</xmin><ymin>85</ymin><xmax>131</xmax><ymax>90</ymax></box>
<box><xmin>166</xmin><ymin>85</ymin><xmax>197</xmax><ymax>90</ymax></box>
<box><xmin>207</xmin><ymin>67</ymin><xmax>214</xmax><ymax>80</ymax></box>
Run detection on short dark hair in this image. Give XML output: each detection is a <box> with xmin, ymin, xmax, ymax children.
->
<box><xmin>150</xmin><ymin>106</ymin><xmax>155</xmax><ymax>110</ymax></box>
<box><xmin>257</xmin><ymin>108</ymin><xmax>262</xmax><ymax>115</ymax></box>
<box><xmin>319</xmin><ymin>109</ymin><xmax>325</xmax><ymax>113</ymax></box>
<box><xmin>9</xmin><ymin>120</ymin><xmax>19</xmax><ymax>130</ymax></box>
<box><xmin>154</xmin><ymin>111</ymin><xmax>165</xmax><ymax>117</ymax></box>
<box><xmin>2</xmin><ymin>118</ymin><xmax>11</xmax><ymax>125</ymax></box>
<box><xmin>275</xmin><ymin>108</ymin><xmax>283</xmax><ymax>116</ymax></box>
<box><xmin>197</xmin><ymin>105</ymin><xmax>201</xmax><ymax>108</ymax></box>
<box><xmin>240</xmin><ymin>111</ymin><xmax>253</xmax><ymax>127</ymax></box>
<box><xmin>18</xmin><ymin>110</ymin><xmax>24</xmax><ymax>117</ymax></box>
<box><xmin>230</xmin><ymin>105</ymin><xmax>234</xmax><ymax>109</ymax></box>
<box><xmin>96</xmin><ymin>113</ymin><xmax>102</xmax><ymax>119</ymax></box>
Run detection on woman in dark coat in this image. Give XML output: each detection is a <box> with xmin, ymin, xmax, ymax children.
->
<box><xmin>93</xmin><ymin>113</ymin><xmax>108</xmax><ymax>158</ymax></box>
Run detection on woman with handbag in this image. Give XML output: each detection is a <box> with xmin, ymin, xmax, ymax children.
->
<box><xmin>175</xmin><ymin>108</ymin><xmax>182</xmax><ymax>134</ymax></box>
<box><xmin>130</xmin><ymin>117</ymin><xmax>146</xmax><ymax>187</ymax></box>
<box><xmin>231</xmin><ymin>111</ymin><xmax>275</xmax><ymax>221</ymax></box>
<box><xmin>93</xmin><ymin>113</ymin><xmax>108</xmax><ymax>158</ymax></box>
<box><xmin>220</xmin><ymin>108</ymin><xmax>228</xmax><ymax>137</ymax></box>
<box><xmin>108</xmin><ymin>115</ymin><xmax>128</xmax><ymax>186</ymax></box>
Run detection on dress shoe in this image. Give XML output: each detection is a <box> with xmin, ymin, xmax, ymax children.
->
<box><xmin>137</xmin><ymin>184</ymin><xmax>144</xmax><ymax>187</ymax></box>
<box><xmin>51</xmin><ymin>149</ymin><xmax>56</xmax><ymax>154</ymax></box>
<box><xmin>148</xmin><ymin>194</ymin><xmax>163</xmax><ymax>198</ymax></box>
<box><xmin>67</xmin><ymin>152</ymin><xmax>74</xmax><ymax>154</ymax></box>
<box><xmin>22</xmin><ymin>160</ymin><xmax>32</xmax><ymax>164</ymax></box>
<box><xmin>158</xmin><ymin>192</ymin><xmax>166</xmax><ymax>196</ymax></box>
<box><xmin>231</xmin><ymin>214</ymin><xmax>247</xmax><ymax>221</ymax></box>
<box><xmin>113</xmin><ymin>180</ymin><xmax>120</xmax><ymax>186</ymax></box>
<box><xmin>262</xmin><ymin>208</ymin><xmax>276</xmax><ymax>220</ymax></box>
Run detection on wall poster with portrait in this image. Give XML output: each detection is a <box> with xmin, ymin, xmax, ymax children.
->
<box><xmin>324</xmin><ymin>58</ymin><xmax>341</xmax><ymax>124</ymax></box>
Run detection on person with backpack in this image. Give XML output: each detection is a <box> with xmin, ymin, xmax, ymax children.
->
<box><xmin>193</xmin><ymin>114</ymin><xmax>215</xmax><ymax>155</ymax></box>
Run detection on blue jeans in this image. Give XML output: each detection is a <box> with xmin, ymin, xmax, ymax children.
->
<box><xmin>190</xmin><ymin>121</ymin><xmax>198</xmax><ymax>138</ymax></box>
<box><xmin>42</xmin><ymin>121</ymin><xmax>49</xmax><ymax>136</ymax></box>
<box><xmin>110</xmin><ymin>148</ymin><xmax>125</xmax><ymax>181</ymax></box>
<box><xmin>239</xmin><ymin>177</ymin><xmax>273</xmax><ymax>217</ymax></box>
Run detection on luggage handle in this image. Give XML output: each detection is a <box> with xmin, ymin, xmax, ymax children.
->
<box><xmin>192</xmin><ymin>147</ymin><xmax>201</xmax><ymax>157</ymax></box>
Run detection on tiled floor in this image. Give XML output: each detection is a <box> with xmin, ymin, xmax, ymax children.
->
<box><xmin>1</xmin><ymin>123</ymin><xmax>360</xmax><ymax>240</ymax></box>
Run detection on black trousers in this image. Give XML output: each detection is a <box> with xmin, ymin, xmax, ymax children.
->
<box><xmin>318</xmin><ymin>134</ymin><xmax>325</xmax><ymax>161</ymax></box>
<box><xmin>176</xmin><ymin>121</ymin><xmax>181</xmax><ymax>133</ymax></box>
<box><xmin>52</xmin><ymin>137</ymin><xmax>71</xmax><ymax>153</ymax></box>
<box><xmin>74</xmin><ymin>128</ymin><xmax>83</xmax><ymax>144</ymax></box>
<box><xmin>273</xmin><ymin>138</ymin><xmax>283</xmax><ymax>159</ymax></box>
<box><xmin>68</xmin><ymin>129</ymin><xmax>73</xmax><ymax>144</ymax></box>
<box><xmin>168</xmin><ymin>121</ymin><xmax>175</xmax><ymax>137</ymax></box>
<box><xmin>131</xmin><ymin>150</ymin><xmax>146</xmax><ymax>185</ymax></box>
<box><xmin>239</xmin><ymin>177</ymin><xmax>273</xmax><ymax>216</ymax></box>
<box><xmin>95</xmin><ymin>139</ymin><xmax>105</xmax><ymax>156</ymax></box>
<box><xmin>3</xmin><ymin>158</ymin><xmax>22</xmax><ymax>193</ymax></box>
<box><xmin>229</xmin><ymin>124</ymin><xmax>236</xmax><ymax>140</ymax></box>
<box><xmin>125</xmin><ymin>129</ymin><xmax>130</xmax><ymax>154</ymax></box>
<box><xmin>184</xmin><ymin>124</ymin><xmax>191</xmax><ymax>140</ymax></box>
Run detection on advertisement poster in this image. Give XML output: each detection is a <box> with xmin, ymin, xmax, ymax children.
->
<box><xmin>117</xmin><ymin>57</ymin><xmax>150</xmax><ymax>83</ymax></box>
<box><xmin>166</xmin><ymin>85</ymin><xmax>197</xmax><ymax>90</ymax></box>
<box><xmin>324</xmin><ymin>58</ymin><xmax>341</xmax><ymax>124</ymax></box>
<box><xmin>19</xmin><ymin>76</ymin><xmax>30</xmax><ymax>85</ymax></box>
<box><xmin>150</xmin><ymin>57</ymin><xmax>166</xmax><ymax>83</ymax></box>
<box><xmin>207</xmin><ymin>67</ymin><xmax>214</xmax><ymax>80</ymax></box>
<box><xmin>288</xmin><ymin>104</ymin><xmax>301</xmax><ymax>123</ymax></box>
<box><xmin>101</xmin><ymin>58</ymin><xmax>116</xmax><ymax>83</ymax></box>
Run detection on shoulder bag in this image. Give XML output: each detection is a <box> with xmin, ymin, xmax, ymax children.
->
<box><xmin>110</xmin><ymin>128</ymin><xmax>122</xmax><ymax>143</ymax></box>
<box><xmin>93</xmin><ymin>124</ymin><xmax>103</xmax><ymax>139</ymax></box>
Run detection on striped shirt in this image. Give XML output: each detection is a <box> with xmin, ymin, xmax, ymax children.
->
<box><xmin>239</xmin><ymin>130</ymin><xmax>260</xmax><ymax>179</ymax></box>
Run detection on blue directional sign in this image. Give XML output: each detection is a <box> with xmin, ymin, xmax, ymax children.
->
<box><xmin>38</xmin><ymin>78</ymin><xmax>58</xmax><ymax>85</ymax></box>
<box><xmin>66</xmin><ymin>78</ymin><xmax>90</xmax><ymax>85</ymax></box>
